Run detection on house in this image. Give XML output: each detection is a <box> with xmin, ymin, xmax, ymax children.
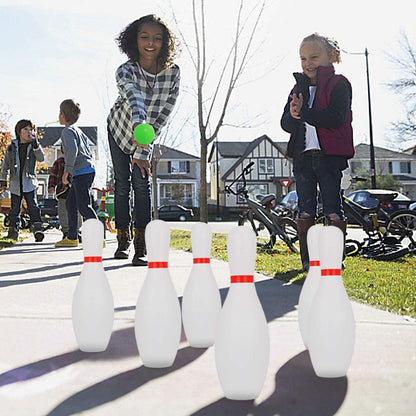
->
<box><xmin>36</xmin><ymin>126</ymin><xmax>98</xmax><ymax>197</ymax></box>
<box><xmin>350</xmin><ymin>143</ymin><xmax>416</xmax><ymax>198</ymax></box>
<box><xmin>208</xmin><ymin>135</ymin><xmax>294</xmax><ymax>210</ymax></box>
<box><xmin>153</xmin><ymin>144</ymin><xmax>200</xmax><ymax>207</ymax></box>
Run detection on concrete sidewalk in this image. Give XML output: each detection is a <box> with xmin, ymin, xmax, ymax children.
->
<box><xmin>0</xmin><ymin>228</ymin><xmax>415</xmax><ymax>416</ymax></box>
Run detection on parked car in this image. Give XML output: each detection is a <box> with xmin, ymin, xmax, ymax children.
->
<box><xmin>275</xmin><ymin>190</ymin><xmax>323</xmax><ymax>219</ymax></box>
<box><xmin>157</xmin><ymin>204</ymin><xmax>194</xmax><ymax>221</ymax></box>
<box><xmin>37</xmin><ymin>198</ymin><xmax>58</xmax><ymax>218</ymax></box>
<box><xmin>345</xmin><ymin>189</ymin><xmax>412</xmax><ymax>219</ymax></box>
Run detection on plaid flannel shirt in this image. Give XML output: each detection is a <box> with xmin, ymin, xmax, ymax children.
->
<box><xmin>107</xmin><ymin>60</ymin><xmax>180</xmax><ymax>160</ymax></box>
<box><xmin>48</xmin><ymin>156</ymin><xmax>70</xmax><ymax>197</ymax></box>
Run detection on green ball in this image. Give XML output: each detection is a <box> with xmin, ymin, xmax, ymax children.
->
<box><xmin>134</xmin><ymin>123</ymin><xmax>155</xmax><ymax>145</ymax></box>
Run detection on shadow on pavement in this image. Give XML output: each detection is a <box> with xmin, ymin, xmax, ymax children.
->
<box><xmin>0</xmin><ymin>326</ymin><xmax>139</xmax><ymax>387</ymax></box>
<box><xmin>0</xmin><ymin>258</ymin><xmax>133</xmax><ymax>287</ymax></box>
<box><xmin>0</xmin><ymin>261</ymin><xmax>83</xmax><ymax>279</ymax></box>
<box><xmin>191</xmin><ymin>351</ymin><xmax>347</xmax><ymax>416</ymax></box>
<box><xmin>45</xmin><ymin>346</ymin><xmax>206</xmax><ymax>416</ymax></box>
<box><xmin>0</xmin><ymin>259</ymin><xmax>308</xmax><ymax>413</ymax></box>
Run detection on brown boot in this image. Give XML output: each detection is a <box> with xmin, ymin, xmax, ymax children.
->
<box><xmin>296</xmin><ymin>218</ymin><xmax>316</xmax><ymax>272</ymax></box>
<box><xmin>326</xmin><ymin>219</ymin><xmax>348</xmax><ymax>267</ymax></box>
<box><xmin>132</xmin><ymin>228</ymin><xmax>147</xmax><ymax>266</ymax></box>
<box><xmin>114</xmin><ymin>228</ymin><xmax>131</xmax><ymax>259</ymax></box>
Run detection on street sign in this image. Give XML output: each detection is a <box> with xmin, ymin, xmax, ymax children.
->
<box><xmin>280</xmin><ymin>179</ymin><xmax>291</xmax><ymax>188</ymax></box>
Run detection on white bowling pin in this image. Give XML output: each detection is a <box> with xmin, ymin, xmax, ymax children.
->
<box><xmin>308</xmin><ymin>225</ymin><xmax>355</xmax><ymax>377</ymax></box>
<box><xmin>182</xmin><ymin>222</ymin><xmax>221</xmax><ymax>348</ymax></box>
<box><xmin>134</xmin><ymin>220</ymin><xmax>181</xmax><ymax>368</ymax></box>
<box><xmin>215</xmin><ymin>226</ymin><xmax>269</xmax><ymax>400</ymax></box>
<box><xmin>72</xmin><ymin>219</ymin><xmax>114</xmax><ymax>352</ymax></box>
<box><xmin>298</xmin><ymin>224</ymin><xmax>323</xmax><ymax>348</ymax></box>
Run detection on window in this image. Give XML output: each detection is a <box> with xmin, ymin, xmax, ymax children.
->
<box><xmin>400</xmin><ymin>162</ymin><xmax>411</xmax><ymax>174</ymax></box>
<box><xmin>169</xmin><ymin>161</ymin><xmax>189</xmax><ymax>174</ymax></box>
<box><xmin>237</xmin><ymin>184</ymin><xmax>268</xmax><ymax>203</ymax></box>
<box><xmin>160</xmin><ymin>184</ymin><xmax>193</xmax><ymax>205</ymax></box>
<box><xmin>389</xmin><ymin>161</ymin><xmax>411</xmax><ymax>174</ymax></box>
<box><xmin>258</xmin><ymin>159</ymin><xmax>274</xmax><ymax>174</ymax></box>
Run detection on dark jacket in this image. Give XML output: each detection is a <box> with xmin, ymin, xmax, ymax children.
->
<box><xmin>281</xmin><ymin>65</ymin><xmax>354</xmax><ymax>158</ymax></box>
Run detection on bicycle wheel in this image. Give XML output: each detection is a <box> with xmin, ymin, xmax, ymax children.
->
<box><xmin>239</xmin><ymin>216</ymin><xmax>276</xmax><ymax>249</ymax></box>
<box><xmin>277</xmin><ymin>217</ymin><xmax>299</xmax><ymax>253</ymax></box>
<box><xmin>345</xmin><ymin>239</ymin><xmax>361</xmax><ymax>256</ymax></box>
<box><xmin>386</xmin><ymin>210</ymin><xmax>416</xmax><ymax>244</ymax></box>
<box><xmin>364</xmin><ymin>243</ymin><xmax>409</xmax><ymax>261</ymax></box>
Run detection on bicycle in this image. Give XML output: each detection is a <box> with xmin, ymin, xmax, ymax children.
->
<box><xmin>317</xmin><ymin>180</ymin><xmax>416</xmax><ymax>260</ymax></box>
<box><xmin>224</xmin><ymin>162</ymin><xmax>299</xmax><ymax>253</ymax></box>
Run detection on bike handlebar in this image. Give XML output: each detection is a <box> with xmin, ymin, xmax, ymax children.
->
<box><xmin>225</xmin><ymin>163</ymin><xmax>253</xmax><ymax>196</ymax></box>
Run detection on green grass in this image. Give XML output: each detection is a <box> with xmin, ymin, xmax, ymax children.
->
<box><xmin>170</xmin><ymin>229</ymin><xmax>416</xmax><ymax>319</ymax></box>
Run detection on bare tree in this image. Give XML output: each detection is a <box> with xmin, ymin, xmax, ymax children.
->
<box><xmin>151</xmin><ymin>101</ymin><xmax>195</xmax><ymax>218</ymax></box>
<box><xmin>385</xmin><ymin>30</ymin><xmax>416</xmax><ymax>146</ymax></box>
<box><xmin>174</xmin><ymin>0</ymin><xmax>267</xmax><ymax>222</ymax></box>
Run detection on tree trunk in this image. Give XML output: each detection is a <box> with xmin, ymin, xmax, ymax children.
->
<box><xmin>199</xmin><ymin>133</ymin><xmax>208</xmax><ymax>223</ymax></box>
<box><xmin>152</xmin><ymin>158</ymin><xmax>159</xmax><ymax>219</ymax></box>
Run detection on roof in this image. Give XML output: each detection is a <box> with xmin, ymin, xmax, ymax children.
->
<box><xmin>157</xmin><ymin>174</ymin><xmax>197</xmax><ymax>180</ymax></box>
<box><xmin>38</xmin><ymin>126</ymin><xmax>97</xmax><ymax>147</ymax></box>
<box><xmin>219</xmin><ymin>135</ymin><xmax>288</xmax><ymax>180</ymax></box>
<box><xmin>403</xmin><ymin>144</ymin><xmax>416</xmax><ymax>155</ymax></box>
<box><xmin>208</xmin><ymin>135</ymin><xmax>289</xmax><ymax>162</ymax></box>
<box><xmin>154</xmin><ymin>144</ymin><xmax>199</xmax><ymax>160</ymax></box>
<box><xmin>354</xmin><ymin>143</ymin><xmax>415</xmax><ymax>160</ymax></box>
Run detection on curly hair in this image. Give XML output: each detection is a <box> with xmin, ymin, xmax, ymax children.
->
<box><xmin>115</xmin><ymin>15</ymin><xmax>180</xmax><ymax>70</ymax></box>
<box><xmin>301</xmin><ymin>33</ymin><xmax>342</xmax><ymax>64</ymax></box>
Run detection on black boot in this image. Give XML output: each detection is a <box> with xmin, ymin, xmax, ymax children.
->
<box><xmin>7</xmin><ymin>226</ymin><xmax>19</xmax><ymax>241</ymax></box>
<box><xmin>114</xmin><ymin>228</ymin><xmax>131</xmax><ymax>259</ymax></box>
<box><xmin>296</xmin><ymin>218</ymin><xmax>316</xmax><ymax>272</ymax></box>
<box><xmin>132</xmin><ymin>228</ymin><xmax>147</xmax><ymax>266</ymax></box>
<box><xmin>32</xmin><ymin>222</ymin><xmax>44</xmax><ymax>242</ymax></box>
<box><xmin>326</xmin><ymin>219</ymin><xmax>348</xmax><ymax>268</ymax></box>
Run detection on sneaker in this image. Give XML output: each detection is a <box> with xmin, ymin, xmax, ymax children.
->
<box><xmin>132</xmin><ymin>254</ymin><xmax>148</xmax><ymax>266</ymax></box>
<box><xmin>55</xmin><ymin>237</ymin><xmax>79</xmax><ymax>247</ymax></box>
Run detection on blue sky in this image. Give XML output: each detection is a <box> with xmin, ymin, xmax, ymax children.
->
<box><xmin>1</xmin><ymin>0</ymin><xmax>416</xmax><ymax>174</ymax></box>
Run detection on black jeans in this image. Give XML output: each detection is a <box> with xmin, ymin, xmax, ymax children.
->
<box><xmin>108</xmin><ymin>128</ymin><xmax>151</xmax><ymax>230</ymax></box>
<box><xmin>66</xmin><ymin>172</ymin><xmax>97</xmax><ymax>240</ymax></box>
<box><xmin>293</xmin><ymin>151</ymin><xmax>346</xmax><ymax>219</ymax></box>
<box><xmin>9</xmin><ymin>191</ymin><xmax>42</xmax><ymax>228</ymax></box>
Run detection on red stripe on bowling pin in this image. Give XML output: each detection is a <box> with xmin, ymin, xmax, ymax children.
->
<box><xmin>321</xmin><ymin>268</ymin><xmax>341</xmax><ymax>276</ymax></box>
<box><xmin>231</xmin><ymin>275</ymin><xmax>254</xmax><ymax>283</ymax></box>
<box><xmin>193</xmin><ymin>258</ymin><xmax>210</xmax><ymax>264</ymax></box>
<box><xmin>309</xmin><ymin>260</ymin><xmax>320</xmax><ymax>267</ymax></box>
<box><xmin>148</xmin><ymin>262</ymin><xmax>168</xmax><ymax>268</ymax></box>
<box><xmin>84</xmin><ymin>256</ymin><xmax>102</xmax><ymax>262</ymax></box>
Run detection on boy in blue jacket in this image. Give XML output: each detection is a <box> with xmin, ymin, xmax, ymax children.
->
<box><xmin>54</xmin><ymin>99</ymin><xmax>97</xmax><ymax>247</ymax></box>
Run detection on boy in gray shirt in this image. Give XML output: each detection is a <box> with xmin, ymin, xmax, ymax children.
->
<box><xmin>55</xmin><ymin>99</ymin><xmax>97</xmax><ymax>247</ymax></box>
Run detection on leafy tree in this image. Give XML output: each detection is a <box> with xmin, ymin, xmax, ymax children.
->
<box><xmin>0</xmin><ymin>111</ymin><xmax>12</xmax><ymax>164</ymax></box>
<box><xmin>350</xmin><ymin>169</ymin><xmax>402</xmax><ymax>192</ymax></box>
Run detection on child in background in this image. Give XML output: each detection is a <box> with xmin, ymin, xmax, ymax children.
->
<box><xmin>107</xmin><ymin>14</ymin><xmax>180</xmax><ymax>266</ymax></box>
<box><xmin>280</xmin><ymin>33</ymin><xmax>354</xmax><ymax>271</ymax></box>
<box><xmin>54</xmin><ymin>99</ymin><xmax>97</xmax><ymax>247</ymax></box>
<box><xmin>0</xmin><ymin>119</ymin><xmax>45</xmax><ymax>242</ymax></box>
<box><xmin>48</xmin><ymin>151</ymin><xmax>82</xmax><ymax>239</ymax></box>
